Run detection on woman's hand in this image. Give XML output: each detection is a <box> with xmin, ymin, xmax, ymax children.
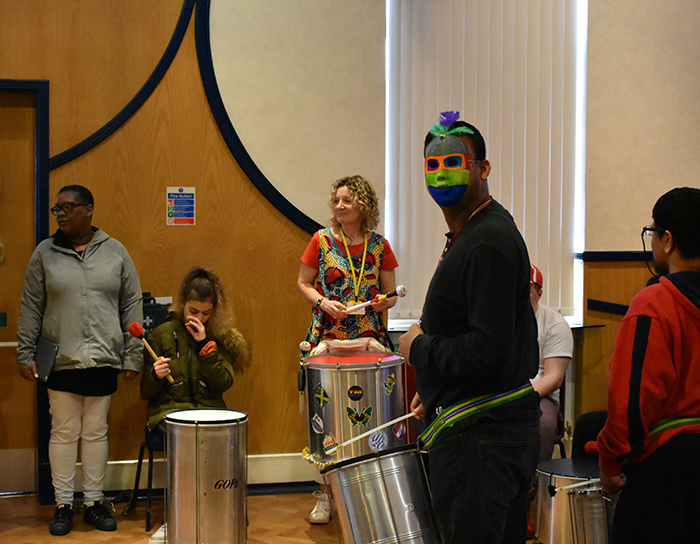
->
<box><xmin>185</xmin><ymin>316</ymin><xmax>206</xmax><ymax>341</ymax></box>
<box><xmin>153</xmin><ymin>357</ymin><xmax>172</xmax><ymax>380</ymax></box>
<box><xmin>319</xmin><ymin>298</ymin><xmax>348</xmax><ymax>320</ymax></box>
<box><xmin>370</xmin><ymin>295</ymin><xmax>391</xmax><ymax>313</ymax></box>
<box><xmin>20</xmin><ymin>365</ymin><xmax>39</xmax><ymax>382</ymax></box>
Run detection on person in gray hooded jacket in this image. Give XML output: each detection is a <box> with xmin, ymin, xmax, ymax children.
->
<box><xmin>17</xmin><ymin>185</ymin><xmax>142</xmax><ymax>536</ymax></box>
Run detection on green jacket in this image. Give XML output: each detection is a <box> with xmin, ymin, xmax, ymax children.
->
<box><xmin>140</xmin><ymin>316</ymin><xmax>234</xmax><ymax>429</ymax></box>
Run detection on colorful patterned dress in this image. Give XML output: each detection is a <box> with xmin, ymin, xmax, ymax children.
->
<box><xmin>301</xmin><ymin>228</ymin><xmax>398</xmax><ymax>350</ymax></box>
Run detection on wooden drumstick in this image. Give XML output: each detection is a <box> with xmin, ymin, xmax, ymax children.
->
<box><xmin>324</xmin><ymin>411</ymin><xmax>417</xmax><ymax>455</ymax></box>
<box><xmin>128</xmin><ymin>322</ymin><xmax>175</xmax><ymax>383</ymax></box>
<box><xmin>555</xmin><ymin>478</ymin><xmax>602</xmax><ymax>493</ymax></box>
<box><xmin>345</xmin><ymin>285</ymin><xmax>407</xmax><ymax>314</ymax></box>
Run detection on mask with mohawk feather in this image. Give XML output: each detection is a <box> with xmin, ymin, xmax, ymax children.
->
<box><xmin>424</xmin><ymin>111</ymin><xmax>476</xmax><ymax>208</ymax></box>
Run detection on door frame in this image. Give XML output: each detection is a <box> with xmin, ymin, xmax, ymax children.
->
<box><xmin>0</xmin><ymin>79</ymin><xmax>52</xmax><ymax>504</ymax></box>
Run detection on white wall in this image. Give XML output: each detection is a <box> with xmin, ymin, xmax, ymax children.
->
<box><xmin>585</xmin><ymin>0</ymin><xmax>700</xmax><ymax>251</ymax></box>
<box><xmin>210</xmin><ymin>1</ymin><xmax>386</xmax><ymax>229</ymax></box>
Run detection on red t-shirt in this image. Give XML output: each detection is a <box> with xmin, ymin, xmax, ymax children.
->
<box><xmin>301</xmin><ymin>230</ymin><xmax>398</xmax><ymax>270</ymax></box>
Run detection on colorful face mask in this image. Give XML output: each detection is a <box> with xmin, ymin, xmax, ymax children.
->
<box><xmin>424</xmin><ymin>134</ymin><xmax>471</xmax><ymax>208</ymax></box>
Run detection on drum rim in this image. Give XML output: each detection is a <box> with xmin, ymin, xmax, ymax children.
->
<box><xmin>320</xmin><ymin>443</ymin><xmax>419</xmax><ymax>474</ymax></box>
<box><xmin>165</xmin><ymin>408</ymin><xmax>248</xmax><ymax>424</ymax></box>
<box><xmin>302</xmin><ymin>351</ymin><xmax>404</xmax><ymax>368</ymax></box>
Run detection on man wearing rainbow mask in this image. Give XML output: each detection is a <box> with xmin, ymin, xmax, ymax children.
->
<box><xmin>400</xmin><ymin>112</ymin><xmax>540</xmax><ymax>543</ymax></box>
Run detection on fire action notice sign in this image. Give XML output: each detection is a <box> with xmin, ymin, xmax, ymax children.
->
<box><xmin>167</xmin><ymin>187</ymin><xmax>195</xmax><ymax>226</ymax></box>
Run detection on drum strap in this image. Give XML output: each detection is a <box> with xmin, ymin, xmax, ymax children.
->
<box><xmin>649</xmin><ymin>416</ymin><xmax>700</xmax><ymax>437</ymax></box>
<box><xmin>418</xmin><ymin>383</ymin><xmax>534</xmax><ymax>451</ymax></box>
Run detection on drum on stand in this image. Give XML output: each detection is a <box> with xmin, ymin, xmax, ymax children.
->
<box><xmin>165</xmin><ymin>409</ymin><xmax>247</xmax><ymax>544</ymax></box>
<box><xmin>300</xmin><ymin>351</ymin><xmax>406</xmax><ymax>466</ymax></box>
<box><xmin>535</xmin><ymin>458</ymin><xmax>609</xmax><ymax>544</ymax></box>
<box><xmin>321</xmin><ymin>444</ymin><xmax>441</xmax><ymax>544</ymax></box>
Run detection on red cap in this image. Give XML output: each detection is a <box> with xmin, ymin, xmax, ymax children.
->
<box><xmin>530</xmin><ymin>265</ymin><xmax>543</xmax><ymax>288</ymax></box>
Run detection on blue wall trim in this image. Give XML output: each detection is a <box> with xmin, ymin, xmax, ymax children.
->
<box><xmin>48</xmin><ymin>0</ymin><xmax>195</xmax><ymax>170</ymax></box>
<box><xmin>587</xmin><ymin>298</ymin><xmax>629</xmax><ymax>316</ymax></box>
<box><xmin>576</xmin><ymin>251</ymin><xmax>652</xmax><ymax>262</ymax></box>
<box><xmin>193</xmin><ymin>0</ymin><xmax>322</xmax><ymax>235</ymax></box>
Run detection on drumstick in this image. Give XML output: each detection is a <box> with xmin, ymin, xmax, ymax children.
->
<box><xmin>324</xmin><ymin>411</ymin><xmax>417</xmax><ymax>455</ymax></box>
<box><xmin>555</xmin><ymin>478</ymin><xmax>602</xmax><ymax>493</ymax></box>
<box><xmin>128</xmin><ymin>322</ymin><xmax>175</xmax><ymax>384</ymax></box>
<box><xmin>345</xmin><ymin>285</ymin><xmax>407</xmax><ymax>314</ymax></box>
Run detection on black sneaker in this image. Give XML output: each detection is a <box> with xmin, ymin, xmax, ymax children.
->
<box><xmin>49</xmin><ymin>504</ymin><xmax>73</xmax><ymax>536</ymax></box>
<box><xmin>83</xmin><ymin>501</ymin><xmax>117</xmax><ymax>531</ymax></box>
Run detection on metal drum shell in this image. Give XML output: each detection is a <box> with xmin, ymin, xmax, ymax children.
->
<box><xmin>166</xmin><ymin>409</ymin><xmax>247</xmax><ymax>544</ymax></box>
<box><xmin>302</xmin><ymin>351</ymin><xmax>406</xmax><ymax>465</ymax></box>
<box><xmin>569</xmin><ymin>484</ymin><xmax>613</xmax><ymax>544</ymax></box>
<box><xmin>535</xmin><ymin>458</ymin><xmax>601</xmax><ymax>544</ymax></box>
<box><xmin>321</xmin><ymin>444</ymin><xmax>441</xmax><ymax>544</ymax></box>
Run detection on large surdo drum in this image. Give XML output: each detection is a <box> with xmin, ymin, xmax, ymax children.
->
<box><xmin>301</xmin><ymin>351</ymin><xmax>406</xmax><ymax>466</ymax></box>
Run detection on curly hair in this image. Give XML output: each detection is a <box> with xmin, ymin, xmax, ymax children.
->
<box><xmin>328</xmin><ymin>175</ymin><xmax>380</xmax><ymax>233</ymax></box>
<box><xmin>170</xmin><ymin>267</ymin><xmax>251</xmax><ymax>372</ymax></box>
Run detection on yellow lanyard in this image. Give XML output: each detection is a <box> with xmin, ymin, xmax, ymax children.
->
<box><xmin>340</xmin><ymin>230</ymin><xmax>368</xmax><ymax>300</ymax></box>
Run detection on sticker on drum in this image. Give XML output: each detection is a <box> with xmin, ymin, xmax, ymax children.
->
<box><xmin>382</xmin><ymin>373</ymin><xmax>396</xmax><ymax>395</ymax></box>
<box><xmin>346</xmin><ymin>406</ymin><xmax>372</xmax><ymax>426</ymax></box>
<box><xmin>311</xmin><ymin>414</ymin><xmax>324</xmax><ymax>434</ymax></box>
<box><xmin>393</xmin><ymin>421</ymin><xmax>405</xmax><ymax>439</ymax></box>
<box><xmin>314</xmin><ymin>384</ymin><xmax>330</xmax><ymax>407</ymax></box>
<box><xmin>348</xmin><ymin>385</ymin><xmax>363</xmax><ymax>401</ymax></box>
<box><xmin>368</xmin><ymin>431</ymin><xmax>386</xmax><ymax>452</ymax></box>
<box><xmin>323</xmin><ymin>433</ymin><xmax>338</xmax><ymax>452</ymax></box>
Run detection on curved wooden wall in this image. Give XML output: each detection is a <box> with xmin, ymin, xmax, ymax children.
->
<box><xmin>1</xmin><ymin>0</ymin><xmax>312</xmax><ymax>472</ymax></box>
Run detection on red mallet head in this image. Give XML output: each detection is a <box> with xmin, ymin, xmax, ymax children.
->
<box><xmin>128</xmin><ymin>321</ymin><xmax>145</xmax><ymax>340</ymax></box>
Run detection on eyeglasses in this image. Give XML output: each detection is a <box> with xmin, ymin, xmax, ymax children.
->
<box><xmin>641</xmin><ymin>225</ymin><xmax>666</xmax><ymax>237</ymax></box>
<box><xmin>641</xmin><ymin>225</ymin><xmax>666</xmax><ymax>278</ymax></box>
<box><xmin>50</xmin><ymin>202</ymin><xmax>88</xmax><ymax>215</ymax></box>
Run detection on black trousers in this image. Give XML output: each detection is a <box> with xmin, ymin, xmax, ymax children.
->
<box><xmin>611</xmin><ymin>433</ymin><xmax>700</xmax><ymax>544</ymax></box>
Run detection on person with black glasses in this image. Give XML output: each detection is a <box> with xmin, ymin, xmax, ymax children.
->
<box><xmin>16</xmin><ymin>185</ymin><xmax>143</xmax><ymax>536</ymax></box>
<box><xmin>593</xmin><ymin>187</ymin><xmax>700</xmax><ymax>544</ymax></box>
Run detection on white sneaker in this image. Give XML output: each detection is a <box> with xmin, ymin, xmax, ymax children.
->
<box><xmin>149</xmin><ymin>522</ymin><xmax>166</xmax><ymax>543</ymax></box>
<box><xmin>309</xmin><ymin>491</ymin><xmax>331</xmax><ymax>524</ymax></box>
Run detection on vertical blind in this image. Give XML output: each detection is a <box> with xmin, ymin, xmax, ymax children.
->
<box><xmin>386</xmin><ymin>0</ymin><xmax>579</xmax><ymax>320</ymax></box>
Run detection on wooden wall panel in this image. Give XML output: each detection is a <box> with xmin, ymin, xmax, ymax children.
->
<box><xmin>0</xmin><ymin>0</ymin><xmax>181</xmax><ymax>156</ymax></box>
<box><xmin>49</xmin><ymin>20</ymin><xmax>312</xmax><ymax>460</ymax></box>
<box><xmin>0</xmin><ymin>92</ymin><xmax>39</xmax><ymax>450</ymax></box>
<box><xmin>578</xmin><ymin>261</ymin><xmax>653</xmax><ymax>416</ymax></box>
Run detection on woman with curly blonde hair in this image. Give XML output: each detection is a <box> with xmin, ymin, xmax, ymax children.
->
<box><xmin>297</xmin><ymin>176</ymin><xmax>400</xmax><ymax>523</ymax></box>
<box><xmin>140</xmin><ymin>267</ymin><xmax>250</xmax><ymax>447</ymax></box>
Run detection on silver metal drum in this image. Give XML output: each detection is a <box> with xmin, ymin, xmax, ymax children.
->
<box><xmin>321</xmin><ymin>444</ymin><xmax>441</xmax><ymax>544</ymax></box>
<box><xmin>536</xmin><ymin>458</ymin><xmax>603</xmax><ymax>544</ymax></box>
<box><xmin>569</xmin><ymin>482</ymin><xmax>617</xmax><ymax>544</ymax></box>
<box><xmin>166</xmin><ymin>409</ymin><xmax>247</xmax><ymax>544</ymax></box>
<box><xmin>301</xmin><ymin>351</ymin><xmax>405</xmax><ymax>466</ymax></box>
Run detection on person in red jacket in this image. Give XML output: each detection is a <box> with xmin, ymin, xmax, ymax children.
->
<box><xmin>594</xmin><ymin>186</ymin><xmax>700</xmax><ymax>544</ymax></box>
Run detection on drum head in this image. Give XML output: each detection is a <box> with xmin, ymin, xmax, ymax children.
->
<box><xmin>536</xmin><ymin>458</ymin><xmax>599</xmax><ymax>479</ymax></box>
<box><xmin>303</xmin><ymin>351</ymin><xmax>404</xmax><ymax>368</ymax></box>
<box><xmin>165</xmin><ymin>408</ymin><xmax>247</xmax><ymax>424</ymax></box>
